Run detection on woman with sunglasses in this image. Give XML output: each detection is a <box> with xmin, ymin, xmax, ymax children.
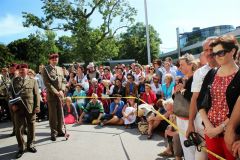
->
<box><xmin>198</xmin><ymin>34</ymin><xmax>240</xmax><ymax>160</ymax></box>
<box><xmin>145</xmin><ymin>66</ymin><xmax>155</xmax><ymax>83</ymax></box>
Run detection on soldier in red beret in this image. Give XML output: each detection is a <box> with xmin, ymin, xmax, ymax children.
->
<box><xmin>42</xmin><ymin>53</ymin><xmax>67</xmax><ymax>141</ymax></box>
<box><xmin>9</xmin><ymin>63</ymin><xmax>19</xmax><ymax>80</ymax></box>
<box><xmin>9</xmin><ymin>63</ymin><xmax>40</xmax><ymax>158</ymax></box>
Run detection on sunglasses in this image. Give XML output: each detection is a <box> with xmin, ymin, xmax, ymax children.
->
<box><xmin>211</xmin><ymin>50</ymin><xmax>229</xmax><ymax>57</ymax></box>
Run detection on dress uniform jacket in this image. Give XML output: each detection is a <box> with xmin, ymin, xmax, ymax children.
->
<box><xmin>10</xmin><ymin>76</ymin><xmax>40</xmax><ymax>151</ymax></box>
<box><xmin>10</xmin><ymin>76</ymin><xmax>40</xmax><ymax>113</ymax></box>
<box><xmin>42</xmin><ymin>65</ymin><xmax>66</xmax><ymax>100</ymax></box>
<box><xmin>42</xmin><ymin>65</ymin><xmax>66</xmax><ymax>136</ymax></box>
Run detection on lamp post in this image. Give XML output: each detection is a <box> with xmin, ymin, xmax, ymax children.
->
<box><xmin>144</xmin><ymin>0</ymin><xmax>151</xmax><ymax>65</ymax></box>
<box><xmin>176</xmin><ymin>27</ymin><xmax>181</xmax><ymax>58</ymax></box>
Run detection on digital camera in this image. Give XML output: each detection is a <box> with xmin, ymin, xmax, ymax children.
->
<box><xmin>184</xmin><ymin>132</ymin><xmax>202</xmax><ymax>147</ymax></box>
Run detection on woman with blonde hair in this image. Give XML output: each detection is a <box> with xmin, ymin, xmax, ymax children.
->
<box><xmin>161</xmin><ymin>74</ymin><xmax>175</xmax><ymax>100</ymax></box>
<box><xmin>175</xmin><ymin>53</ymin><xmax>200</xmax><ymax>160</ymax></box>
<box><xmin>63</xmin><ymin>97</ymin><xmax>77</xmax><ymax>124</ymax></box>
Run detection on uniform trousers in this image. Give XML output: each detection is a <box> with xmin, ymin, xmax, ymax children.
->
<box><xmin>14</xmin><ymin>108</ymin><xmax>35</xmax><ymax>151</ymax></box>
<box><xmin>48</xmin><ymin>96</ymin><xmax>64</xmax><ymax>136</ymax></box>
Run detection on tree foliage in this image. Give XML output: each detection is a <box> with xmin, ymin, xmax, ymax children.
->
<box><xmin>7</xmin><ymin>30</ymin><xmax>59</xmax><ymax>69</ymax></box>
<box><xmin>0</xmin><ymin>44</ymin><xmax>14</xmax><ymax>68</ymax></box>
<box><xmin>118</xmin><ymin>22</ymin><xmax>161</xmax><ymax>64</ymax></box>
<box><xmin>22</xmin><ymin>0</ymin><xmax>137</xmax><ymax>63</ymax></box>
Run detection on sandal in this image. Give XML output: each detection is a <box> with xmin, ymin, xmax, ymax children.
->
<box><xmin>158</xmin><ymin>151</ymin><xmax>173</xmax><ymax>157</ymax></box>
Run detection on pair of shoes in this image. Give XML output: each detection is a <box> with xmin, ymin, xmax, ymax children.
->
<box><xmin>57</xmin><ymin>132</ymin><xmax>65</xmax><ymax>137</ymax></box>
<box><xmin>158</xmin><ymin>151</ymin><xmax>173</xmax><ymax>157</ymax></box>
<box><xmin>27</xmin><ymin>147</ymin><xmax>37</xmax><ymax>153</ymax></box>
<box><xmin>51</xmin><ymin>135</ymin><xmax>56</xmax><ymax>141</ymax></box>
<box><xmin>15</xmin><ymin>150</ymin><xmax>24</xmax><ymax>159</ymax></box>
<box><xmin>147</xmin><ymin>134</ymin><xmax>153</xmax><ymax>139</ymax></box>
<box><xmin>9</xmin><ymin>132</ymin><xmax>15</xmax><ymax>137</ymax></box>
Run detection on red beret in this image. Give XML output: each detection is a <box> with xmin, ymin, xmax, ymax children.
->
<box><xmin>9</xmin><ymin>63</ymin><xmax>18</xmax><ymax>69</ymax></box>
<box><xmin>18</xmin><ymin>64</ymin><xmax>28</xmax><ymax>69</ymax></box>
<box><xmin>49</xmin><ymin>53</ymin><xmax>59</xmax><ymax>59</ymax></box>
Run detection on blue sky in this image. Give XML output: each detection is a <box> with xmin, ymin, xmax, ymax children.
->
<box><xmin>0</xmin><ymin>0</ymin><xmax>240</xmax><ymax>53</ymax></box>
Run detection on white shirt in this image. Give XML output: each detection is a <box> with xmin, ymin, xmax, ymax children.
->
<box><xmin>74</xmin><ymin>74</ymin><xmax>89</xmax><ymax>92</ymax></box>
<box><xmin>161</xmin><ymin>69</ymin><xmax>176</xmax><ymax>84</ymax></box>
<box><xmin>133</xmin><ymin>71</ymin><xmax>145</xmax><ymax>85</ymax></box>
<box><xmin>35</xmin><ymin>73</ymin><xmax>45</xmax><ymax>90</ymax></box>
<box><xmin>150</xmin><ymin>83</ymin><xmax>162</xmax><ymax>95</ymax></box>
<box><xmin>191</xmin><ymin>64</ymin><xmax>211</xmax><ymax>92</ymax></box>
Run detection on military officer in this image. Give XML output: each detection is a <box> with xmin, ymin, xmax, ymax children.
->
<box><xmin>9</xmin><ymin>63</ymin><xmax>19</xmax><ymax>79</ymax></box>
<box><xmin>42</xmin><ymin>53</ymin><xmax>67</xmax><ymax>141</ymax></box>
<box><xmin>10</xmin><ymin>64</ymin><xmax>40</xmax><ymax>159</ymax></box>
<box><xmin>0</xmin><ymin>67</ymin><xmax>11</xmax><ymax>120</ymax></box>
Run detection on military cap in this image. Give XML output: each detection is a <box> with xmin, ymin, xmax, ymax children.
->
<box><xmin>9</xmin><ymin>63</ymin><xmax>18</xmax><ymax>69</ymax></box>
<box><xmin>17</xmin><ymin>63</ymin><xmax>29</xmax><ymax>69</ymax></box>
<box><xmin>49</xmin><ymin>53</ymin><xmax>59</xmax><ymax>59</ymax></box>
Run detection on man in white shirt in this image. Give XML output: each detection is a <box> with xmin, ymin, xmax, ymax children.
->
<box><xmin>35</xmin><ymin>64</ymin><xmax>46</xmax><ymax>91</ymax></box>
<box><xmin>162</xmin><ymin>61</ymin><xmax>176</xmax><ymax>84</ymax></box>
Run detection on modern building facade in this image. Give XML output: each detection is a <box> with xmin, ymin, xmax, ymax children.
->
<box><xmin>160</xmin><ymin>25</ymin><xmax>240</xmax><ymax>61</ymax></box>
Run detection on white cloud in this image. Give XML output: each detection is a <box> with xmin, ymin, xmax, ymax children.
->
<box><xmin>0</xmin><ymin>14</ymin><xmax>29</xmax><ymax>37</ymax></box>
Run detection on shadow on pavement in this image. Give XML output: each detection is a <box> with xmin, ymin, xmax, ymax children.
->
<box><xmin>0</xmin><ymin>144</ymin><xmax>18</xmax><ymax>160</ymax></box>
<box><xmin>157</xmin><ymin>140</ymin><xmax>166</xmax><ymax>147</ymax></box>
<box><xmin>0</xmin><ymin>121</ymin><xmax>13</xmax><ymax>130</ymax></box>
<box><xmin>0</xmin><ymin>134</ymin><xmax>12</xmax><ymax>140</ymax></box>
<box><xmin>35</xmin><ymin>132</ymin><xmax>50</xmax><ymax>137</ymax></box>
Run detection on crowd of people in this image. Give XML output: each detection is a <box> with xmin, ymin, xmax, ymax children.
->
<box><xmin>0</xmin><ymin>34</ymin><xmax>240</xmax><ymax>159</ymax></box>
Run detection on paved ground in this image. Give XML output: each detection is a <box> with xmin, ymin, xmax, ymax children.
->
<box><xmin>0</xmin><ymin>121</ymin><xmax>174</xmax><ymax>160</ymax></box>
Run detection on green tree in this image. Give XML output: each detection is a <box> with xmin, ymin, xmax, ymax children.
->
<box><xmin>56</xmin><ymin>35</ymin><xmax>77</xmax><ymax>64</ymax></box>
<box><xmin>0</xmin><ymin>44</ymin><xmax>14</xmax><ymax>68</ymax></box>
<box><xmin>7</xmin><ymin>38</ymin><xmax>29</xmax><ymax>61</ymax></box>
<box><xmin>118</xmin><ymin>22</ymin><xmax>161</xmax><ymax>64</ymax></box>
<box><xmin>22</xmin><ymin>0</ymin><xmax>137</xmax><ymax>63</ymax></box>
<box><xmin>7</xmin><ymin>30</ymin><xmax>59</xmax><ymax>69</ymax></box>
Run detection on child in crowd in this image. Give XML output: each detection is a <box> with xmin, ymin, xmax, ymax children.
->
<box><xmin>63</xmin><ymin>97</ymin><xmax>78</xmax><ymax>124</ymax></box>
<box><xmin>122</xmin><ymin>97</ymin><xmax>137</xmax><ymax>128</ymax></box>
<box><xmin>101</xmin><ymin>95</ymin><xmax>124</xmax><ymax>126</ymax></box>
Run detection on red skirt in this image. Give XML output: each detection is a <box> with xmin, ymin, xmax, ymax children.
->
<box><xmin>64</xmin><ymin>114</ymin><xmax>76</xmax><ymax>124</ymax></box>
